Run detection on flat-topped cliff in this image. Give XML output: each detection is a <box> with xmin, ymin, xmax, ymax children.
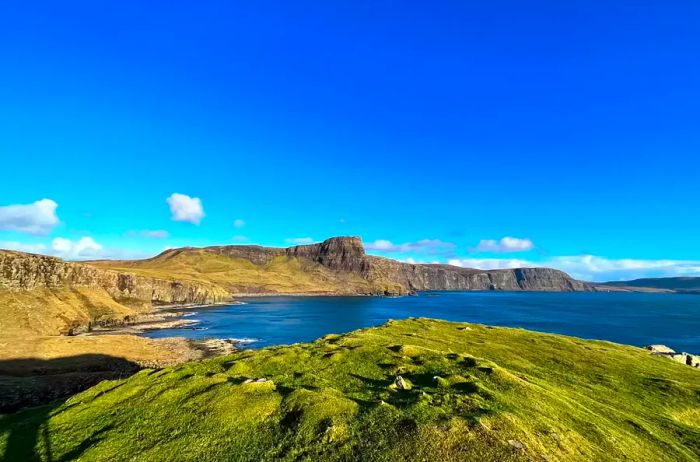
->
<box><xmin>376</xmin><ymin>262</ymin><xmax>590</xmax><ymax>292</ymax></box>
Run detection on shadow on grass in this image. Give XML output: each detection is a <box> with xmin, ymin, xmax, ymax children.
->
<box><xmin>0</xmin><ymin>354</ymin><xmax>141</xmax><ymax>461</ymax></box>
<box><xmin>348</xmin><ymin>373</ymin><xmax>391</xmax><ymax>390</ymax></box>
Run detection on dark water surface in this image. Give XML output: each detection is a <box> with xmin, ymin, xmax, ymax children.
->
<box><xmin>145</xmin><ymin>292</ymin><xmax>700</xmax><ymax>352</ymax></box>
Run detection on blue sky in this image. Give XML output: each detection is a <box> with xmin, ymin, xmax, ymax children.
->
<box><xmin>1</xmin><ymin>1</ymin><xmax>699</xmax><ymax>281</ymax></box>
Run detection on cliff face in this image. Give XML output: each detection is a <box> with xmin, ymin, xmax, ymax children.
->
<box><xmin>363</xmin><ymin>257</ymin><xmax>591</xmax><ymax>292</ymax></box>
<box><xmin>0</xmin><ymin>250</ymin><xmax>231</xmax><ymax>305</ymax></box>
<box><xmin>286</xmin><ymin>237</ymin><xmax>371</xmax><ymax>274</ymax></box>
<box><xmin>205</xmin><ymin>237</ymin><xmax>592</xmax><ymax>293</ymax></box>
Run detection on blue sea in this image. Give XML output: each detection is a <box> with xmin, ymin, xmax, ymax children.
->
<box><xmin>145</xmin><ymin>292</ymin><xmax>700</xmax><ymax>353</ymax></box>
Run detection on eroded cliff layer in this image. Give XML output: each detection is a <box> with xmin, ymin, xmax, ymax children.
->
<box><xmin>0</xmin><ymin>250</ymin><xmax>230</xmax><ymax>305</ymax></box>
<box><xmin>0</xmin><ymin>250</ymin><xmax>231</xmax><ymax>335</ymax></box>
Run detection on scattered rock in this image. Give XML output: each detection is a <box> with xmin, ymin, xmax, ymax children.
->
<box><xmin>681</xmin><ymin>353</ymin><xmax>700</xmax><ymax>367</ymax></box>
<box><xmin>508</xmin><ymin>439</ymin><xmax>526</xmax><ymax>450</ymax></box>
<box><xmin>394</xmin><ymin>375</ymin><xmax>411</xmax><ymax>390</ymax></box>
<box><xmin>197</xmin><ymin>338</ymin><xmax>238</xmax><ymax>356</ymax></box>
<box><xmin>646</xmin><ymin>345</ymin><xmax>675</xmax><ymax>354</ymax></box>
<box><xmin>243</xmin><ymin>378</ymin><xmax>270</xmax><ymax>384</ymax></box>
<box><xmin>646</xmin><ymin>345</ymin><xmax>700</xmax><ymax>368</ymax></box>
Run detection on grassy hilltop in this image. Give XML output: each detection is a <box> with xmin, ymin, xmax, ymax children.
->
<box><xmin>1</xmin><ymin>318</ymin><xmax>698</xmax><ymax>461</ymax></box>
<box><xmin>90</xmin><ymin>248</ymin><xmax>392</xmax><ymax>295</ymax></box>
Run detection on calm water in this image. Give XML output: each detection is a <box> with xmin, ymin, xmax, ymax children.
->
<box><xmin>145</xmin><ymin>292</ymin><xmax>700</xmax><ymax>353</ymax></box>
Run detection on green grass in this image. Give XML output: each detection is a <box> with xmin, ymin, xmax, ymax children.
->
<box><xmin>1</xmin><ymin>318</ymin><xmax>699</xmax><ymax>461</ymax></box>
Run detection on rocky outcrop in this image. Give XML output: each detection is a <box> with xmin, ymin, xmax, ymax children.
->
<box><xmin>287</xmin><ymin>236</ymin><xmax>370</xmax><ymax>274</ymax></box>
<box><xmin>646</xmin><ymin>345</ymin><xmax>700</xmax><ymax>368</ymax></box>
<box><xmin>0</xmin><ymin>250</ymin><xmax>230</xmax><ymax>305</ymax></box>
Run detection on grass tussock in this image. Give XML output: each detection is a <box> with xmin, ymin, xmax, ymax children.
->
<box><xmin>1</xmin><ymin>318</ymin><xmax>699</xmax><ymax>461</ymax></box>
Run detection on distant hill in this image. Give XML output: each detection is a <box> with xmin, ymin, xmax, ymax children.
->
<box><xmin>600</xmin><ymin>277</ymin><xmax>700</xmax><ymax>294</ymax></box>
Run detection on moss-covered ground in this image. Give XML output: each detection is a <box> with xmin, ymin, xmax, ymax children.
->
<box><xmin>1</xmin><ymin>318</ymin><xmax>698</xmax><ymax>461</ymax></box>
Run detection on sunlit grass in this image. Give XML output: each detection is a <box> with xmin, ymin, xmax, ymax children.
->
<box><xmin>93</xmin><ymin>250</ymin><xmax>402</xmax><ymax>294</ymax></box>
<box><xmin>1</xmin><ymin>318</ymin><xmax>698</xmax><ymax>461</ymax></box>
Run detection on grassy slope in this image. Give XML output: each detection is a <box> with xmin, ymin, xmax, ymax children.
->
<box><xmin>0</xmin><ymin>287</ymin><xmax>149</xmax><ymax>337</ymax></box>
<box><xmin>92</xmin><ymin>250</ymin><xmax>402</xmax><ymax>295</ymax></box>
<box><xmin>2</xmin><ymin>318</ymin><xmax>698</xmax><ymax>461</ymax></box>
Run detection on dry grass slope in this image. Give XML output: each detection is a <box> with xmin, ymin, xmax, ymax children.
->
<box><xmin>92</xmin><ymin>249</ymin><xmax>392</xmax><ymax>295</ymax></box>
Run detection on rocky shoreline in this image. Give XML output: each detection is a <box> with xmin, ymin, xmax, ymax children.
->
<box><xmin>81</xmin><ymin>301</ymin><xmax>247</xmax><ymax>356</ymax></box>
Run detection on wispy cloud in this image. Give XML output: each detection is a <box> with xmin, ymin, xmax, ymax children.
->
<box><xmin>285</xmin><ymin>237</ymin><xmax>315</xmax><ymax>245</ymax></box>
<box><xmin>0</xmin><ymin>240</ymin><xmax>48</xmax><ymax>254</ymax></box>
<box><xmin>0</xmin><ymin>236</ymin><xmax>154</xmax><ymax>260</ymax></box>
<box><xmin>473</xmin><ymin>237</ymin><xmax>534</xmax><ymax>253</ymax></box>
<box><xmin>0</xmin><ymin>199</ymin><xmax>59</xmax><ymax>235</ymax></box>
<box><xmin>166</xmin><ymin>193</ymin><xmax>204</xmax><ymax>225</ymax></box>
<box><xmin>128</xmin><ymin>229</ymin><xmax>169</xmax><ymax>239</ymax></box>
<box><xmin>546</xmin><ymin>255</ymin><xmax>700</xmax><ymax>282</ymax></box>
<box><xmin>365</xmin><ymin>239</ymin><xmax>456</xmax><ymax>256</ymax></box>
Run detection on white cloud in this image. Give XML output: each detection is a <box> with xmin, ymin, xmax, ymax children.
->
<box><xmin>166</xmin><ymin>193</ymin><xmax>204</xmax><ymax>225</ymax></box>
<box><xmin>233</xmin><ymin>219</ymin><xmax>245</xmax><ymax>228</ymax></box>
<box><xmin>285</xmin><ymin>237</ymin><xmax>315</xmax><ymax>245</ymax></box>
<box><xmin>474</xmin><ymin>237</ymin><xmax>534</xmax><ymax>253</ymax></box>
<box><xmin>0</xmin><ymin>240</ymin><xmax>48</xmax><ymax>254</ymax></box>
<box><xmin>546</xmin><ymin>255</ymin><xmax>700</xmax><ymax>282</ymax></box>
<box><xmin>129</xmin><ymin>229</ymin><xmax>169</xmax><ymax>239</ymax></box>
<box><xmin>0</xmin><ymin>199</ymin><xmax>59</xmax><ymax>235</ymax></box>
<box><xmin>2</xmin><ymin>236</ymin><xmax>157</xmax><ymax>261</ymax></box>
<box><xmin>448</xmin><ymin>258</ymin><xmax>535</xmax><ymax>270</ymax></box>
<box><xmin>365</xmin><ymin>239</ymin><xmax>457</xmax><ymax>256</ymax></box>
<box><xmin>51</xmin><ymin>237</ymin><xmax>103</xmax><ymax>259</ymax></box>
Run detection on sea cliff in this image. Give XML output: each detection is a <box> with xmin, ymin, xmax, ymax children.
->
<box><xmin>0</xmin><ymin>237</ymin><xmax>592</xmax><ymax>335</ymax></box>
